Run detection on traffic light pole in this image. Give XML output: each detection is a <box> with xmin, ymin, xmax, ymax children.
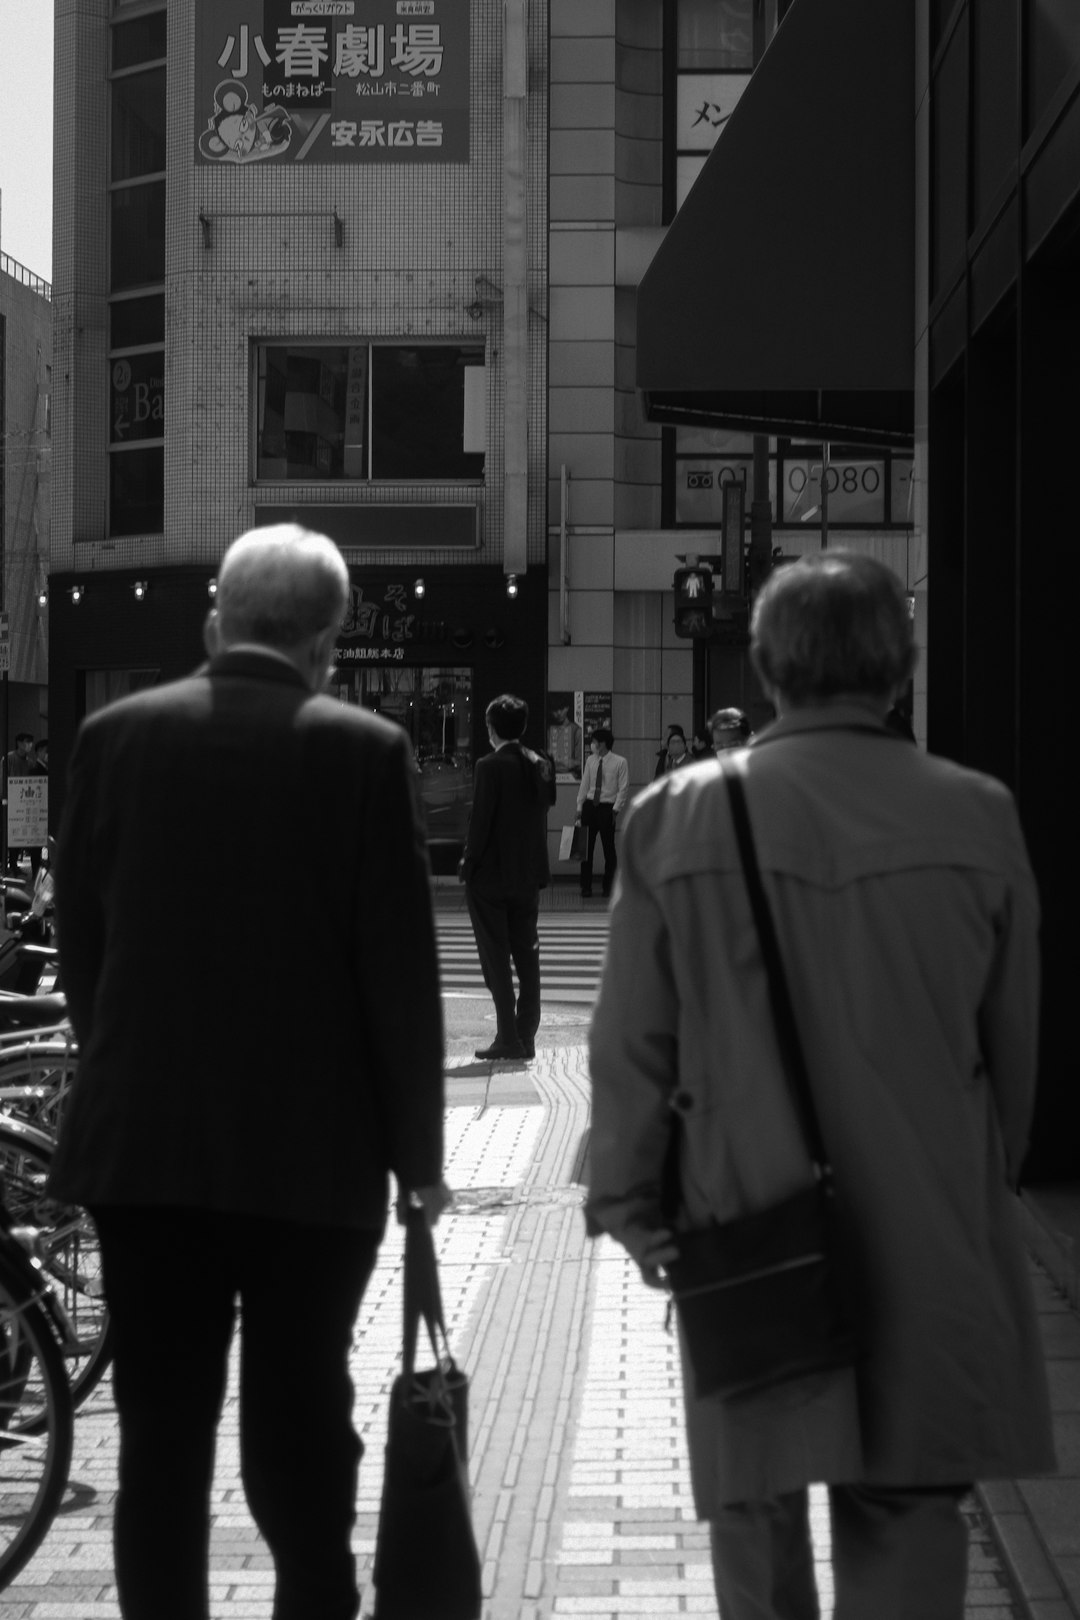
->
<box><xmin>821</xmin><ymin>440</ymin><xmax>830</xmax><ymax>548</ymax></box>
<box><xmin>749</xmin><ymin>435</ymin><xmax>772</xmax><ymax>595</ymax></box>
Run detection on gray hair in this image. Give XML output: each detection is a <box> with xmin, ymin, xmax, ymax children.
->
<box><xmin>215</xmin><ymin>524</ymin><xmax>350</xmax><ymax>648</ymax></box>
<box><xmin>750</xmin><ymin>551</ymin><xmax>916</xmax><ymax>704</ymax></box>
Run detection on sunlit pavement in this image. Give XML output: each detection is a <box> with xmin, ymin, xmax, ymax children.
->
<box><xmin>1</xmin><ymin>953</ymin><xmax>1072</xmax><ymax>1615</ymax></box>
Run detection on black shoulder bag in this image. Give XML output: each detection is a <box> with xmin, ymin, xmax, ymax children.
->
<box><xmin>663</xmin><ymin>765</ymin><xmax>859</xmax><ymax>1401</ymax></box>
<box><xmin>371</xmin><ymin>1208</ymin><xmax>482</xmax><ymax>1619</ymax></box>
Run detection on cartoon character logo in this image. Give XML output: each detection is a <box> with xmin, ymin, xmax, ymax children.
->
<box><xmin>198</xmin><ymin>80</ymin><xmax>292</xmax><ymax>164</ymax></box>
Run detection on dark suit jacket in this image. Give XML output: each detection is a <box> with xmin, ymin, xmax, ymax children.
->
<box><xmin>462</xmin><ymin>742</ymin><xmax>556</xmax><ymax>900</ymax></box>
<box><xmin>49</xmin><ymin>649</ymin><xmax>444</xmax><ymax>1231</ymax></box>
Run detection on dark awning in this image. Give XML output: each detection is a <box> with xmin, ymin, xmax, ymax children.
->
<box><xmin>637</xmin><ymin>0</ymin><xmax>914</xmax><ymax>447</ymax></box>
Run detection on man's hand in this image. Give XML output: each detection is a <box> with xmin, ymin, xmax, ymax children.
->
<box><xmin>633</xmin><ymin>1228</ymin><xmax>680</xmax><ymax>1291</ymax></box>
<box><xmin>398</xmin><ymin>1182</ymin><xmax>454</xmax><ymax>1226</ymax></box>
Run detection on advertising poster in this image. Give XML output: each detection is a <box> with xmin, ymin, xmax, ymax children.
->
<box><xmin>546</xmin><ymin>691</ymin><xmax>613</xmax><ymax>784</ymax></box>
<box><xmin>195</xmin><ymin>0</ymin><xmax>470</xmax><ymax>168</ymax></box>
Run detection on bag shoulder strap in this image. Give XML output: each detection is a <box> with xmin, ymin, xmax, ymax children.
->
<box><xmin>724</xmin><ymin>765</ymin><xmax>832</xmax><ymax>1177</ymax></box>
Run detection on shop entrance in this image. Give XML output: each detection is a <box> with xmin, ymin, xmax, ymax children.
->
<box><xmin>332</xmin><ymin>665</ymin><xmax>474</xmax><ymax>867</ymax></box>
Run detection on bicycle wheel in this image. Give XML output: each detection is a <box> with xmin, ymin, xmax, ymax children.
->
<box><xmin>0</xmin><ymin>1255</ymin><xmax>75</xmax><ymax>1588</ymax></box>
<box><xmin>0</xmin><ymin>1039</ymin><xmax>78</xmax><ymax>1138</ymax></box>
<box><xmin>0</xmin><ymin>1124</ymin><xmax>112</xmax><ymax>1407</ymax></box>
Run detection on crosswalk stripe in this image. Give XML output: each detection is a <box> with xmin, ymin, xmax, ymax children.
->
<box><xmin>436</xmin><ymin>914</ymin><xmax>609</xmax><ymax>1004</ymax></box>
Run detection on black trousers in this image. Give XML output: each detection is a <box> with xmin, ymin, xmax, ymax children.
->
<box><xmin>465</xmin><ymin>884</ymin><xmax>541</xmax><ymax>1046</ymax></box>
<box><xmin>580</xmin><ymin>801</ymin><xmax>617</xmax><ymax>894</ymax></box>
<box><xmin>92</xmin><ymin>1204</ymin><xmax>380</xmax><ymax>1620</ymax></box>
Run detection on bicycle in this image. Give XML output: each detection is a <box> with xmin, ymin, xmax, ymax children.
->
<box><xmin>0</xmin><ymin>1192</ymin><xmax>75</xmax><ymax>1588</ymax></box>
<box><xmin>0</xmin><ymin>875</ymin><xmax>58</xmax><ymax>997</ymax></box>
<box><xmin>0</xmin><ymin>1012</ymin><xmax>111</xmax><ymax>1407</ymax></box>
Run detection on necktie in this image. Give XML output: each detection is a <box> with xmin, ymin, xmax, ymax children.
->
<box><xmin>593</xmin><ymin>757</ymin><xmax>603</xmax><ymax>803</ymax></box>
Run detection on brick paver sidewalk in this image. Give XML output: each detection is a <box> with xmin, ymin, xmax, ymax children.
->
<box><xmin>0</xmin><ymin>1046</ymin><xmax>1023</xmax><ymax>1617</ymax></box>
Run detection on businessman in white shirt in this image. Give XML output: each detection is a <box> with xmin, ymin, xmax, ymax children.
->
<box><xmin>575</xmin><ymin>728</ymin><xmax>629</xmax><ymax>898</ymax></box>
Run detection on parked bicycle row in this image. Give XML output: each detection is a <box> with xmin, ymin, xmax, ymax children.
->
<box><xmin>0</xmin><ymin>868</ymin><xmax>111</xmax><ymax>1587</ymax></box>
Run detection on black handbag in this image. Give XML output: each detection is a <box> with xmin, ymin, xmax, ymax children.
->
<box><xmin>664</xmin><ymin>765</ymin><xmax>859</xmax><ymax>1401</ymax></box>
<box><xmin>370</xmin><ymin>1208</ymin><xmax>482</xmax><ymax>1620</ymax></box>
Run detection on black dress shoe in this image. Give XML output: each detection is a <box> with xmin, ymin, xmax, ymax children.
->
<box><xmin>474</xmin><ymin>1040</ymin><xmax>526</xmax><ymax>1061</ymax></box>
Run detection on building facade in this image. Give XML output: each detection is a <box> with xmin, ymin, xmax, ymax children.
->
<box><xmin>51</xmin><ymin>0</ymin><xmax>925</xmax><ymax>877</ymax></box>
<box><xmin>918</xmin><ymin>0</ymin><xmax>1078</xmax><ymax>1180</ymax></box>
<box><xmin>51</xmin><ymin>0</ymin><xmax>549</xmax><ymax>872</ymax></box>
<box><xmin>0</xmin><ymin>248</ymin><xmax>51</xmax><ymax>755</ymax></box>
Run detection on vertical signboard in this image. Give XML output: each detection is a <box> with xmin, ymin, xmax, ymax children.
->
<box><xmin>194</xmin><ymin>0</ymin><xmax>470</xmax><ymax>167</ymax></box>
<box><xmin>6</xmin><ymin>778</ymin><xmax>48</xmax><ymax>854</ymax></box>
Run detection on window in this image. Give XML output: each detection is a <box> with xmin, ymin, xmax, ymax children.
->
<box><xmin>678</xmin><ymin>0</ymin><xmax>754</xmax><ymax>68</ymax></box>
<box><xmin>111</xmin><ymin>11</ymin><xmax>166</xmax><ymax>70</ymax></box>
<box><xmin>254</xmin><ymin>343</ymin><xmax>486</xmax><ymax>482</ymax></box>
<box><xmin>110</xmin><ymin>294</ymin><xmax>165</xmax><ymax>349</ymax></box>
<box><xmin>112</xmin><ymin>67</ymin><xmax>167</xmax><ymax>182</ymax></box>
<box><xmin>109</xmin><ymin>446</ymin><xmax>164</xmax><ymax>536</ymax></box>
<box><xmin>110</xmin><ymin>182</ymin><xmax>166</xmax><ymax>291</ymax></box>
<box><xmin>671</xmin><ymin>0</ymin><xmax>753</xmax><ymax>212</ymax></box>
<box><xmin>331</xmin><ymin>665</ymin><xmax>474</xmax><ymax>845</ymax></box>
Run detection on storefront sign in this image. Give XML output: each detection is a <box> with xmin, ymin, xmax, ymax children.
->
<box><xmin>340</xmin><ymin>581</ymin><xmax>419</xmax><ymax>646</ymax></box>
<box><xmin>783</xmin><ymin>459</ymin><xmax>886</xmax><ymax>525</ymax></box>
<box><xmin>6</xmin><ymin>778</ymin><xmax>47</xmax><ymax>850</ymax></box>
<box><xmin>111</xmin><ymin>353</ymin><xmax>165</xmax><ymax>444</ymax></box>
<box><xmin>194</xmin><ymin>0</ymin><xmax>470</xmax><ymax>166</ymax></box>
<box><xmin>677</xmin><ymin>73</ymin><xmax>751</xmax><ymax>152</ymax></box>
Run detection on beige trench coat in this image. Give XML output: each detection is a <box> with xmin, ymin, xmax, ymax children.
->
<box><xmin>586</xmin><ymin>707</ymin><xmax>1056</xmax><ymax>1511</ymax></box>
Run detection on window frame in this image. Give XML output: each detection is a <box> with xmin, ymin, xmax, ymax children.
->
<box><xmin>107</xmin><ymin>4</ymin><xmax>167</xmax><ymax>538</ymax></box>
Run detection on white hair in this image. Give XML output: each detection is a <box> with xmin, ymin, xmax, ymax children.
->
<box><xmin>215</xmin><ymin>524</ymin><xmax>349</xmax><ymax>648</ymax></box>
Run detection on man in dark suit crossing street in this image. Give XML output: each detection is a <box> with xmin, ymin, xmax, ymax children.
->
<box><xmin>48</xmin><ymin>523</ymin><xmax>449</xmax><ymax>1620</ymax></box>
<box><xmin>461</xmin><ymin>693</ymin><xmax>556</xmax><ymax>1060</ymax></box>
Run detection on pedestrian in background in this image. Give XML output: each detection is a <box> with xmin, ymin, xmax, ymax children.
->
<box><xmin>587</xmin><ymin>551</ymin><xmax>1054</xmax><ymax>1620</ymax></box>
<box><xmin>576</xmin><ymin>726</ymin><xmax>629</xmax><ymax>899</ymax></box>
<box><xmin>709</xmin><ymin>706</ymin><xmax>754</xmax><ymax>751</ymax></box>
<box><xmin>654</xmin><ymin>723</ymin><xmax>691</xmax><ymax>777</ymax></box>
<box><xmin>690</xmin><ymin>729</ymin><xmax>715</xmax><ymax>760</ymax></box>
<box><xmin>461</xmin><ymin>693</ymin><xmax>557</xmax><ymax>1061</ymax></box>
<box><xmin>49</xmin><ymin>523</ymin><xmax>449</xmax><ymax>1620</ymax></box>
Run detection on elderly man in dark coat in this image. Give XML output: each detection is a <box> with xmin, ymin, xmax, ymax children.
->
<box><xmin>49</xmin><ymin>523</ymin><xmax>448</xmax><ymax>1620</ymax></box>
<box><xmin>587</xmin><ymin>552</ymin><xmax>1055</xmax><ymax>1620</ymax></box>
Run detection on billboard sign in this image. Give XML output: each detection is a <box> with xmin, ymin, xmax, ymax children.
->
<box><xmin>194</xmin><ymin>0</ymin><xmax>470</xmax><ymax>167</ymax></box>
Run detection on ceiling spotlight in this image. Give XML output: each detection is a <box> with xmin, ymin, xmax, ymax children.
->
<box><xmin>414</xmin><ymin>577</ymin><xmax>426</xmax><ymax>600</ymax></box>
<box><xmin>208</xmin><ymin>578</ymin><xmax>218</xmax><ymax>599</ymax></box>
<box><xmin>133</xmin><ymin>580</ymin><xmax>148</xmax><ymax>601</ymax></box>
<box><xmin>506</xmin><ymin>573</ymin><xmax>519</xmax><ymax>599</ymax></box>
<box><xmin>70</xmin><ymin>584</ymin><xmax>84</xmax><ymax>605</ymax></box>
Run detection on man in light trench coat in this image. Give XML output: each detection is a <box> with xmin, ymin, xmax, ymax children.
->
<box><xmin>586</xmin><ymin>551</ymin><xmax>1055</xmax><ymax>1620</ymax></box>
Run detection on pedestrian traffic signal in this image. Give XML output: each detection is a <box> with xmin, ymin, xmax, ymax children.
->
<box><xmin>673</xmin><ymin>565</ymin><xmax>714</xmax><ymax>638</ymax></box>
